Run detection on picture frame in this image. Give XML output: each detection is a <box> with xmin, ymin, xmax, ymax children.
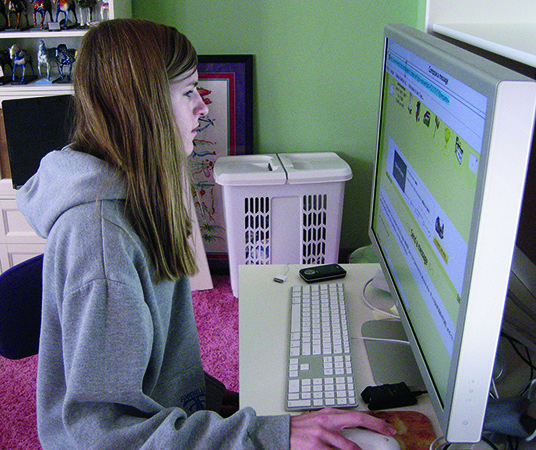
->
<box><xmin>190</xmin><ymin>54</ymin><xmax>253</xmax><ymax>266</ymax></box>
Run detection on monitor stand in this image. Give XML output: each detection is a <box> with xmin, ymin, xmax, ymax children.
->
<box><xmin>360</xmin><ymin>270</ymin><xmax>424</xmax><ymax>389</ymax></box>
<box><xmin>362</xmin><ymin>319</ymin><xmax>424</xmax><ymax>390</ymax></box>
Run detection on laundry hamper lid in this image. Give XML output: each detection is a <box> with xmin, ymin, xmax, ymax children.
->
<box><xmin>278</xmin><ymin>152</ymin><xmax>353</xmax><ymax>184</ymax></box>
<box><xmin>213</xmin><ymin>154</ymin><xmax>286</xmax><ymax>186</ymax></box>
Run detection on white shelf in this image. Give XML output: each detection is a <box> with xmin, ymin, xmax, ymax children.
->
<box><xmin>0</xmin><ymin>29</ymin><xmax>87</xmax><ymax>39</ymax></box>
<box><xmin>432</xmin><ymin>23</ymin><xmax>536</xmax><ymax>68</ymax></box>
<box><xmin>0</xmin><ymin>82</ymin><xmax>73</xmax><ymax>102</ymax></box>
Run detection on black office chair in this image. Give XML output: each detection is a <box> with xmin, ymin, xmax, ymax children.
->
<box><xmin>0</xmin><ymin>254</ymin><xmax>43</xmax><ymax>359</ymax></box>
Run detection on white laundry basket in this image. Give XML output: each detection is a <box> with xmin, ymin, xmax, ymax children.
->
<box><xmin>214</xmin><ymin>152</ymin><xmax>352</xmax><ymax>296</ymax></box>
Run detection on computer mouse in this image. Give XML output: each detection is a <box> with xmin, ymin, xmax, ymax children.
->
<box><xmin>341</xmin><ymin>428</ymin><xmax>401</xmax><ymax>450</ymax></box>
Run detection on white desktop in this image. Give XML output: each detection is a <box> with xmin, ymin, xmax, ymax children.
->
<box><xmin>238</xmin><ymin>264</ymin><xmax>439</xmax><ymax>425</ymax></box>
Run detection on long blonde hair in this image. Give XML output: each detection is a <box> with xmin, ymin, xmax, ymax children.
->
<box><xmin>72</xmin><ymin>18</ymin><xmax>198</xmax><ymax>281</ymax></box>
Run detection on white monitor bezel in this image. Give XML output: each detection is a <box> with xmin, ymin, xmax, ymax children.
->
<box><xmin>368</xmin><ymin>24</ymin><xmax>536</xmax><ymax>443</ymax></box>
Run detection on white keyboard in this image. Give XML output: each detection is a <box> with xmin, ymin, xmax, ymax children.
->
<box><xmin>285</xmin><ymin>283</ymin><xmax>358</xmax><ymax>411</ymax></box>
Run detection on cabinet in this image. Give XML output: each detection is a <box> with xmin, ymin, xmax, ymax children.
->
<box><xmin>0</xmin><ymin>0</ymin><xmax>131</xmax><ymax>102</ymax></box>
<box><xmin>0</xmin><ymin>179</ymin><xmax>45</xmax><ymax>272</ymax></box>
<box><xmin>426</xmin><ymin>0</ymin><xmax>536</xmax><ymax>68</ymax></box>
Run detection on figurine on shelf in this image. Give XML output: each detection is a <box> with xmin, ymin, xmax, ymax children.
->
<box><xmin>55</xmin><ymin>43</ymin><xmax>75</xmax><ymax>81</ymax></box>
<box><xmin>99</xmin><ymin>0</ymin><xmax>108</xmax><ymax>21</ymax></box>
<box><xmin>77</xmin><ymin>0</ymin><xmax>95</xmax><ymax>27</ymax></box>
<box><xmin>6</xmin><ymin>0</ymin><xmax>29</xmax><ymax>29</ymax></box>
<box><xmin>37</xmin><ymin>40</ymin><xmax>57</xmax><ymax>82</ymax></box>
<box><xmin>0</xmin><ymin>2</ymin><xmax>8</xmax><ymax>30</ymax></box>
<box><xmin>54</xmin><ymin>0</ymin><xmax>77</xmax><ymax>28</ymax></box>
<box><xmin>31</xmin><ymin>0</ymin><xmax>53</xmax><ymax>28</ymax></box>
<box><xmin>9</xmin><ymin>44</ymin><xmax>35</xmax><ymax>83</ymax></box>
<box><xmin>0</xmin><ymin>49</ymin><xmax>13</xmax><ymax>83</ymax></box>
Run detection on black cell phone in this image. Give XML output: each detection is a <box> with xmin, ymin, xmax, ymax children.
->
<box><xmin>299</xmin><ymin>264</ymin><xmax>347</xmax><ymax>283</ymax></box>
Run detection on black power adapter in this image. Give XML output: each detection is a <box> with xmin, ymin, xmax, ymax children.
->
<box><xmin>361</xmin><ymin>382</ymin><xmax>423</xmax><ymax>410</ymax></box>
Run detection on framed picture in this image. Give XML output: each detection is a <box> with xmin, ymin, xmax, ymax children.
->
<box><xmin>190</xmin><ymin>55</ymin><xmax>253</xmax><ymax>265</ymax></box>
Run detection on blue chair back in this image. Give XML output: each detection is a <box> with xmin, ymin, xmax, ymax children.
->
<box><xmin>0</xmin><ymin>254</ymin><xmax>43</xmax><ymax>359</ymax></box>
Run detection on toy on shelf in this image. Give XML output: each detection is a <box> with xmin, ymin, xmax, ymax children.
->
<box><xmin>55</xmin><ymin>42</ymin><xmax>75</xmax><ymax>81</ymax></box>
<box><xmin>9</xmin><ymin>43</ymin><xmax>35</xmax><ymax>84</ymax></box>
<box><xmin>31</xmin><ymin>0</ymin><xmax>53</xmax><ymax>28</ymax></box>
<box><xmin>54</xmin><ymin>0</ymin><xmax>77</xmax><ymax>29</ymax></box>
<box><xmin>99</xmin><ymin>0</ymin><xmax>108</xmax><ymax>21</ymax></box>
<box><xmin>0</xmin><ymin>48</ymin><xmax>13</xmax><ymax>83</ymax></box>
<box><xmin>77</xmin><ymin>0</ymin><xmax>95</xmax><ymax>27</ymax></box>
<box><xmin>37</xmin><ymin>39</ymin><xmax>57</xmax><ymax>81</ymax></box>
<box><xmin>0</xmin><ymin>3</ymin><xmax>8</xmax><ymax>31</ymax></box>
<box><xmin>7</xmin><ymin>0</ymin><xmax>30</xmax><ymax>29</ymax></box>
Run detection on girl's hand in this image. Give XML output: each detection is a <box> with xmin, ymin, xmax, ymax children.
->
<box><xmin>290</xmin><ymin>407</ymin><xmax>396</xmax><ymax>450</ymax></box>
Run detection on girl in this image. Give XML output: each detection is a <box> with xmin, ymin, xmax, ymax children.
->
<box><xmin>17</xmin><ymin>18</ymin><xmax>394</xmax><ymax>449</ymax></box>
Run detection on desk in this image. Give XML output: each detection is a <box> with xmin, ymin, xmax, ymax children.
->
<box><xmin>238</xmin><ymin>263</ymin><xmax>441</xmax><ymax>436</ymax></box>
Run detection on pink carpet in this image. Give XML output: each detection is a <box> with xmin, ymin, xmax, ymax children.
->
<box><xmin>0</xmin><ymin>275</ymin><xmax>238</xmax><ymax>450</ymax></box>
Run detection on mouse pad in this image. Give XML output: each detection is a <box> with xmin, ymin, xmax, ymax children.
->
<box><xmin>368</xmin><ymin>410</ymin><xmax>437</xmax><ymax>450</ymax></box>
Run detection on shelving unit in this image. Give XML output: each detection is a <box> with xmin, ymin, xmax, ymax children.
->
<box><xmin>0</xmin><ymin>0</ymin><xmax>131</xmax><ymax>272</ymax></box>
<box><xmin>0</xmin><ymin>0</ymin><xmax>131</xmax><ymax>101</ymax></box>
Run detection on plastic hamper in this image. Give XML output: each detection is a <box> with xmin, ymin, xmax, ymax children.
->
<box><xmin>214</xmin><ymin>152</ymin><xmax>352</xmax><ymax>296</ymax></box>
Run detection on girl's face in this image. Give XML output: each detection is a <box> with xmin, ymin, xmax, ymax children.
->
<box><xmin>170</xmin><ymin>69</ymin><xmax>209</xmax><ymax>155</ymax></box>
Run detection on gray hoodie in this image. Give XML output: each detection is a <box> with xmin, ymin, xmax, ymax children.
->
<box><xmin>17</xmin><ymin>148</ymin><xmax>289</xmax><ymax>449</ymax></box>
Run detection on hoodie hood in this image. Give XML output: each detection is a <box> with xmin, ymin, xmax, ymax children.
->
<box><xmin>17</xmin><ymin>147</ymin><xmax>127</xmax><ymax>239</ymax></box>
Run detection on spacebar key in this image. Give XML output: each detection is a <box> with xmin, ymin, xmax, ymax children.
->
<box><xmin>288</xmin><ymin>399</ymin><xmax>311</xmax><ymax>408</ymax></box>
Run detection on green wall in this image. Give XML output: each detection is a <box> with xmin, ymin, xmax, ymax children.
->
<box><xmin>132</xmin><ymin>0</ymin><xmax>426</xmax><ymax>255</ymax></box>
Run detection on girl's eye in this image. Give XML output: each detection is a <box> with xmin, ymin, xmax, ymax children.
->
<box><xmin>184</xmin><ymin>90</ymin><xmax>194</xmax><ymax>97</ymax></box>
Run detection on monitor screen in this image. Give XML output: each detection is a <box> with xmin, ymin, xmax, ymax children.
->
<box><xmin>369</xmin><ymin>24</ymin><xmax>536</xmax><ymax>443</ymax></box>
<box><xmin>3</xmin><ymin>94</ymin><xmax>75</xmax><ymax>189</ymax></box>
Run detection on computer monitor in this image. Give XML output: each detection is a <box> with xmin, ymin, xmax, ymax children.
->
<box><xmin>368</xmin><ymin>24</ymin><xmax>536</xmax><ymax>443</ymax></box>
<box><xmin>3</xmin><ymin>94</ymin><xmax>75</xmax><ymax>189</ymax></box>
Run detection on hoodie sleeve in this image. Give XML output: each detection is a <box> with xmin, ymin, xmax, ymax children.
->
<box><xmin>38</xmin><ymin>276</ymin><xmax>290</xmax><ymax>450</ymax></box>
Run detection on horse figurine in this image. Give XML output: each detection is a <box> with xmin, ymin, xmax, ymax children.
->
<box><xmin>0</xmin><ymin>2</ymin><xmax>8</xmax><ymax>30</ymax></box>
<box><xmin>99</xmin><ymin>0</ymin><xmax>107</xmax><ymax>21</ymax></box>
<box><xmin>54</xmin><ymin>0</ymin><xmax>77</xmax><ymax>28</ymax></box>
<box><xmin>37</xmin><ymin>40</ymin><xmax>57</xmax><ymax>81</ymax></box>
<box><xmin>77</xmin><ymin>0</ymin><xmax>94</xmax><ymax>27</ymax></box>
<box><xmin>0</xmin><ymin>49</ymin><xmax>13</xmax><ymax>80</ymax></box>
<box><xmin>9</xmin><ymin>44</ymin><xmax>35</xmax><ymax>83</ymax></box>
<box><xmin>6</xmin><ymin>0</ymin><xmax>28</xmax><ymax>29</ymax></box>
<box><xmin>56</xmin><ymin>43</ymin><xmax>76</xmax><ymax>80</ymax></box>
<box><xmin>31</xmin><ymin>0</ymin><xmax>52</xmax><ymax>28</ymax></box>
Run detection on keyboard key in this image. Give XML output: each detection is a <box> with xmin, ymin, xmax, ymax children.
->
<box><xmin>288</xmin><ymin>380</ymin><xmax>300</xmax><ymax>393</ymax></box>
<box><xmin>289</xmin><ymin>399</ymin><xmax>312</xmax><ymax>408</ymax></box>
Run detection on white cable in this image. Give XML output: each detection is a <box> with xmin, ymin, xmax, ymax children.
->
<box><xmin>273</xmin><ymin>264</ymin><xmax>290</xmax><ymax>283</ymax></box>
<box><xmin>489</xmin><ymin>378</ymin><xmax>499</xmax><ymax>399</ymax></box>
<box><xmin>362</xmin><ymin>277</ymin><xmax>399</xmax><ymax>319</ymax></box>
<box><xmin>430</xmin><ymin>436</ymin><xmax>448</xmax><ymax>450</ymax></box>
<box><xmin>353</xmin><ymin>336</ymin><xmax>410</xmax><ymax>346</ymax></box>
